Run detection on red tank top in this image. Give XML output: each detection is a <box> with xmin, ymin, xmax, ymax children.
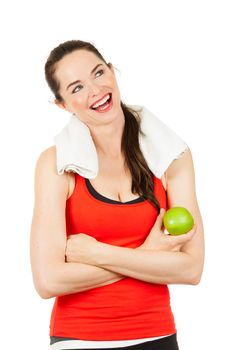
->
<box><xmin>49</xmin><ymin>174</ymin><xmax>176</xmax><ymax>340</ymax></box>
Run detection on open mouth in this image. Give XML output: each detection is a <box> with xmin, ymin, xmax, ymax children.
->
<box><xmin>90</xmin><ymin>93</ymin><xmax>112</xmax><ymax>112</ymax></box>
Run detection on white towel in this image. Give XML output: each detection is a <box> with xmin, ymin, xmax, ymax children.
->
<box><xmin>54</xmin><ymin>105</ymin><xmax>189</xmax><ymax>179</ymax></box>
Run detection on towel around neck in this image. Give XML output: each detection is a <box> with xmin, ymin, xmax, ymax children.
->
<box><xmin>54</xmin><ymin>105</ymin><xmax>189</xmax><ymax>179</ymax></box>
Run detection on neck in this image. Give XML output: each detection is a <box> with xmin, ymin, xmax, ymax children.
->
<box><xmin>88</xmin><ymin>110</ymin><xmax>125</xmax><ymax>158</ymax></box>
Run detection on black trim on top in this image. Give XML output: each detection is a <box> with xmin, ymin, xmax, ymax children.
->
<box><xmin>50</xmin><ymin>334</ymin><xmax>179</xmax><ymax>348</ymax></box>
<box><xmin>50</xmin><ymin>336</ymin><xmax>78</xmax><ymax>345</ymax></box>
<box><xmin>85</xmin><ymin>178</ymin><xmax>146</xmax><ymax>204</ymax></box>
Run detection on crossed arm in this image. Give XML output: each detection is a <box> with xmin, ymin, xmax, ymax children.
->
<box><xmin>30</xmin><ymin>147</ymin><xmax>204</xmax><ymax>299</ymax></box>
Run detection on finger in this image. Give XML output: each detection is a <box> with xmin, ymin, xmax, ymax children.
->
<box><xmin>185</xmin><ymin>223</ymin><xmax>197</xmax><ymax>237</ymax></box>
<box><xmin>160</xmin><ymin>208</ymin><xmax>166</xmax><ymax>215</ymax></box>
<box><xmin>169</xmin><ymin>224</ymin><xmax>197</xmax><ymax>244</ymax></box>
<box><xmin>153</xmin><ymin>208</ymin><xmax>166</xmax><ymax>229</ymax></box>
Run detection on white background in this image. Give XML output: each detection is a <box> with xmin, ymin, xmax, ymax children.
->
<box><xmin>0</xmin><ymin>1</ymin><xmax>232</xmax><ymax>349</ymax></box>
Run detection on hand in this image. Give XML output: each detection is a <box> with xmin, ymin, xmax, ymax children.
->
<box><xmin>65</xmin><ymin>233</ymin><xmax>101</xmax><ymax>264</ymax></box>
<box><xmin>138</xmin><ymin>208</ymin><xmax>197</xmax><ymax>252</ymax></box>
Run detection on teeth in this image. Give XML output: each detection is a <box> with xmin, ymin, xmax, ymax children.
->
<box><xmin>92</xmin><ymin>94</ymin><xmax>110</xmax><ymax>108</ymax></box>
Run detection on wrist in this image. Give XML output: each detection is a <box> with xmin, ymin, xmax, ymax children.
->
<box><xmin>91</xmin><ymin>241</ymin><xmax>108</xmax><ymax>266</ymax></box>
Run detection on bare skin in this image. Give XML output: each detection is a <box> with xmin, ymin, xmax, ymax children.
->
<box><xmin>66</xmin><ymin>163</ymin><xmax>168</xmax><ymax>201</ymax></box>
<box><xmin>30</xmin><ymin>49</ymin><xmax>204</xmax><ymax>299</ymax></box>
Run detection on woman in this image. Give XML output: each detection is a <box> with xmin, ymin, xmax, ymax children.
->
<box><xmin>30</xmin><ymin>40</ymin><xmax>205</xmax><ymax>350</ymax></box>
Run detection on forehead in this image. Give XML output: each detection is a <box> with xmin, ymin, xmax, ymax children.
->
<box><xmin>55</xmin><ymin>50</ymin><xmax>103</xmax><ymax>88</ymax></box>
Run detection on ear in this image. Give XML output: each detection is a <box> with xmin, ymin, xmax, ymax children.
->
<box><xmin>107</xmin><ymin>62</ymin><xmax>114</xmax><ymax>72</ymax></box>
<box><xmin>108</xmin><ymin>62</ymin><xmax>119</xmax><ymax>76</ymax></box>
<box><xmin>55</xmin><ymin>99</ymin><xmax>69</xmax><ymax>111</ymax></box>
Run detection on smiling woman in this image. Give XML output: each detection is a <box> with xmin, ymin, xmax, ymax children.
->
<box><xmin>45</xmin><ymin>40</ymin><xmax>161</xmax><ymax>211</ymax></box>
<box><xmin>30</xmin><ymin>39</ymin><xmax>204</xmax><ymax>350</ymax></box>
<box><xmin>51</xmin><ymin>48</ymin><xmax>121</xmax><ymax>125</ymax></box>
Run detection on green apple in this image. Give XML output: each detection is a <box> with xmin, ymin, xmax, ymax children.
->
<box><xmin>163</xmin><ymin>207</ymin><xmax>194</xmax><ymax>235</ymax></box>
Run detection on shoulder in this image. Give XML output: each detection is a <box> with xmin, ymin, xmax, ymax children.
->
<box><xmin>35</xmin><ymin>145</ymin><xmax>57</xmax><ymax>176</ymax></box>
<box><xmin>36</xmin><ymin>144</ymin><xmax>56</xmax><ymax>161</ymax></box>
<box><xmin>34</xmin><ymin>145</ymin><xmax>69</xmax><ymax>198</ymax></box>
<box><xmin>166</xmin><ymin>147</ymin><xmax>194</xmax><ymax>180</ymax></box>
<box><xmin>160</xmin><ymin>148</ymin><xmax>193</xmax><ymax>191</ymax></box>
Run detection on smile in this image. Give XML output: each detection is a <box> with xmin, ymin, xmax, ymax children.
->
<box><xmin>90</xmin><ymin>93</ymin><xmax>113</xmax><ymax>113</ymax></box>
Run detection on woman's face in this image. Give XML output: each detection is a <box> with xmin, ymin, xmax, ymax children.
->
<box><xmin>55</xmin><ymin>49</ymin><xmax>122</xmax><ymax>126</ymax></box>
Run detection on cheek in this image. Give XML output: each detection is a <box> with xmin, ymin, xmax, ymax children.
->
<box><xmin>109</xmin><ymin>77</ymin><xmax>120</xmax><ymax>95</ymax></box>
<box><xmin>71</xmin><ymin>99</ymin><xmax>86</xmax><ymax>110</ymax></box>
<box><xmin>103</xmin><ymin>72</ymin><xmax>117</xmax><ymax>87</ymax></box>
<box><xmin>108</xmin><ymin>75</ymin><xmax>117</xmax><ymax>87</ymax></box>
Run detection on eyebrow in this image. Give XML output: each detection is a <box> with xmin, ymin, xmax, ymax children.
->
<box><xmin>66</xmin><ymin>63</ymin><xmax>104</xmax><ymax>91</ymax></box>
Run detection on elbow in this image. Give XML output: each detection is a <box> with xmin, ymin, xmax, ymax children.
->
<box><xmin>185</xmin><ymin>255</ymin><xmax>204</xmax><ymax>285</ymax></box>
<box><xmin>31</xmin><ymin>263</ymin><xmax>66</xmax><ymax>299</ymax></box>
<box><xmin>35</xmin><ymin>283</ymin><xmax>54</xmax><ymax>299</ymax></box>
<box><xmin>188</xmin><ymin>268</ymin><xmax>203</xmax><ymax>286</ymax></box>
<box><xmin>33</xmin><ymin>276</ymin><xmax>56</xmax><ymax>299</ymax></box>
<box><xmin>40</xmin><ymin>285</ymin><xmax>57</xmax><ymax>299</ymax></box>
<box><xmin>189</xmin><ymin>276</ymin><xmax>201</xmax><ymax>285</ymax></box>
<box><xmin>38</xmin><ymin>290</ymin><xmax>53</xmax><ymax>299</ymax></box>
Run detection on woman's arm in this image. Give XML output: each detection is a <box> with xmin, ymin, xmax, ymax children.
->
<box><xmin>30</xmin><ymin>146</ymin><xmax>125</xmax><ymax>300</ymax></box>
<box><xmin>66</xmin><ymin>149</ymin><xmax>205</xmax><ymax>285</ymax></box>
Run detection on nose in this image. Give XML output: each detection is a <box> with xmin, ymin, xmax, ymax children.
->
<box><xmin>87</xmin><ymin>81</ymin><xmax>101</xmax><ymax>97</ymax></box>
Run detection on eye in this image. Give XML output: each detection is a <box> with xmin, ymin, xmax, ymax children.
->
<box><xmin>72</xmin><ymin>84</ymin><xmax>83</xmax><ymax>94</ymax></box>
<box><xmin>95</xmin><ymin>69</ymin><xmax>104</xmax><ymax>77</ymax></box>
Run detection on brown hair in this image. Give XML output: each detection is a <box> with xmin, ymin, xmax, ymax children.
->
<box><xmin>45</xmin><ymin>40</ymin><xmax>161</xmax><ymax>213</ymax></box>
